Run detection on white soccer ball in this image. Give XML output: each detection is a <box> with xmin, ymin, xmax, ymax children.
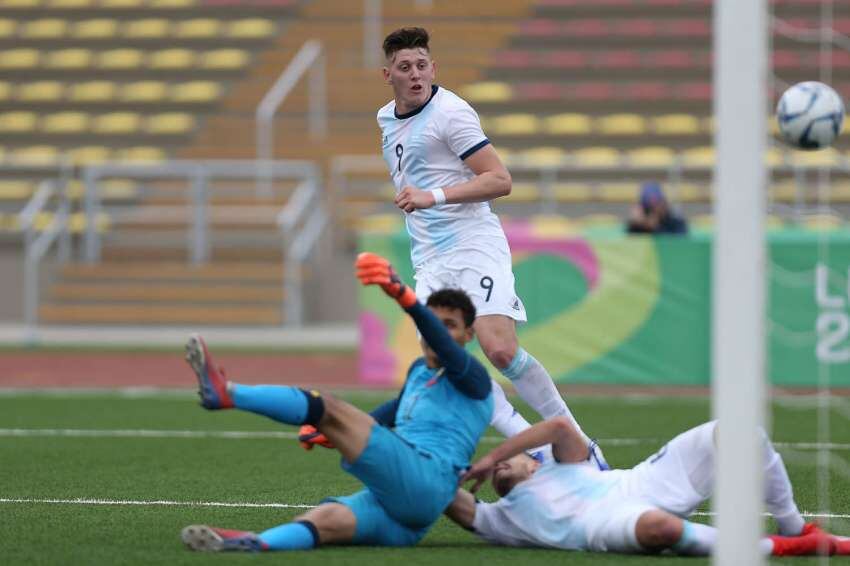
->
<box><xmin>776</xmin><ymin>81</ymin><xmax>845</xmax><ymax>150</ymax></box>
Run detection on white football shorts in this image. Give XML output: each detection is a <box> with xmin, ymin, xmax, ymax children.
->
<box><xmin>414</xmin><ymin>247</ymin><xmax>527</xmax><ymax>322</ymax></box>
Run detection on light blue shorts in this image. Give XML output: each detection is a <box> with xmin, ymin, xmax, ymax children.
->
<box><xmin>327</xmin><ymin>424</ymin><xmax>458</xmax><ymax>544</ymax></box>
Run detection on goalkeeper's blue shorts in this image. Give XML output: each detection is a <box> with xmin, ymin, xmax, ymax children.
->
<box><xmin>325</xmin><ymin>423</ymin><xmax>458</xmax><ymax>545</ymax></box>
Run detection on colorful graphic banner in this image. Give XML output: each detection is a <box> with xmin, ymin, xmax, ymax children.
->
<box><xmin>358</xmin><ymin>221</ymin><xmax>850</xmax><ymax>388</ymax></box>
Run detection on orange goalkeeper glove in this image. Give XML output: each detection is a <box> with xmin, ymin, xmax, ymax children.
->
<box><xmin>355</xmin><ymin>252</ymin><xmax>417</xmax><ymax>308</ymax></box>
<box><xmin>298</xmin><ymin>425</ymin><xmax>334</xmax><ymax>450</ymax></box>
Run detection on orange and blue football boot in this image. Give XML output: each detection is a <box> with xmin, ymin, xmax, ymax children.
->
<box><xmin>184</xmin><ymin>334</ymin><xmax>234</xmax><ymax>410</ymax></box>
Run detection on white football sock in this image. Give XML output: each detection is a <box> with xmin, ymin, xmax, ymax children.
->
<box><xmin>762</xmin><ymin>430</ymin><xmax>805</xmax><ymax>536</ymax></box>
<box><xmin>671</xmin><ymin>521</ymin><xmax>716</xmax><ymax>556</ymax></box>
<box><xmin>500</xmin><ymin>348</ymin><xmax>588</xmax><ymax>440</ymax></box>
<box><xmin>489</xmin><ymin>378</ymin><xmax>533</xmax><ymax>437</ymax></box>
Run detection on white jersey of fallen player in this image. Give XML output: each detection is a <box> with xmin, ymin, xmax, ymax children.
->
<box><xmin>472</xmin><ymin>423</ymin><xmax>714</xmax><ymax>552</ymax></box>
<box><xmin>377</xmin><ymin>85</ymin><xmax>509</xmax><ymax>270</ymax></box>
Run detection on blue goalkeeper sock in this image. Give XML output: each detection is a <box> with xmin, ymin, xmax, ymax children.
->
<box><xmin>259</xmin><ymin>521</ymin><xmax>318</xmax><ymax>551</ymax></box>
<box><xmin>230</xmin><ymin>384</ymin><xmax>324</xmax><ymax>426</ymax></box>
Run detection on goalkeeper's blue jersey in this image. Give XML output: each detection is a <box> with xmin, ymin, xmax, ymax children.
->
<box><xmin>394</xmin><ymin>357</ymin><xmax>493</xmax><ymax>472</ymax></box>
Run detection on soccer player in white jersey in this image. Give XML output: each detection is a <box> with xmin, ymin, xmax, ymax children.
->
<box><xmin>376</xmin><ymin>26</ymin><xmax>598</xmax><ymax>461</ymax></box>
<box><xmin>446</xmin><ymin>417</ymin><xmax>850</xmax><ymax>557</ymax></box>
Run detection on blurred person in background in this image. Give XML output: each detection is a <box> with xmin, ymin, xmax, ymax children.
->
<box><xmin>627</xmin><ymin>181</ymin><xmax>689</xmax><ymax>235</ymax></box>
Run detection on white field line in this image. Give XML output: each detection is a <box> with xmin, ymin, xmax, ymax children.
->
<box><xmin>0</xmin><ymin>497</ymin><xmax>848</xmax><ymax>520</ymax></box>
<box><xmin>0</xmin><ymin>497</ymin><xmax>313</xmax><ymax>509</ymax></box>
<box><xmin>2</xmin><ymin>428</ymin><xmax>850</xmax><ymax>451</ymax></box>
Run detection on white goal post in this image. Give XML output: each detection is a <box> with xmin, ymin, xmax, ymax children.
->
<box><xmin>712</xmin><ymin>0</ymin><xmax>768</xmax><ymax>565</ymax></box>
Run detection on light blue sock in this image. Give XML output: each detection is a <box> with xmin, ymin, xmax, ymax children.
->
<box><xmin>230</xmin><ymin>384</ymin><xmax>311</xmax><ymax>425</ymax></box>
<box><xmin>259</xmin><ymin>521</ymin><xmax>317</xmax><ymax>551</ymax></box>
<box><xmin>671</xmin><ymin>520</ymin><xmax>716</xmax><ymax>556</ymax></box>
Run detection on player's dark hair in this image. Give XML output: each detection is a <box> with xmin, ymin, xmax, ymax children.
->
<box><xmin>383</xmin><ymin>27</ymin><xmax>430</xmax><ymax>59</ymax></box>
<box><xmin>426</xmin><ymin>288</ymin><xmax>476</xmax><ymax>328</ymax></box>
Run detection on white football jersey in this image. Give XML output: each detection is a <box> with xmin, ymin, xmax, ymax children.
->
<box><xmin>472</xmin><ymin>461</ymin><xmax>628</xmax><ymax>550</ymax></box>
<box><xmin>377</xmin><ymin>85</ymin><xmax>510</xmax><ymax>270</ymax></box>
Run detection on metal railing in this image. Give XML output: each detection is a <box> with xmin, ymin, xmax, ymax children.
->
<box><xmin>19</xmin><ymin>178</ymin><xmax>70</xmax><ymax>342</ymax></box>
<box><xmin>82</xmin><ymin>159</ymin><xmax>324</xmax><ymax>326</ymax></box>
<box><xmin>331</xmin><ymin>150</ymin><xmax>850</xmax><ymax>216</ymax></box>
<box><xmin>256</xmin><ymin>39</ymin><xmax>326</xmax><ymax>196</ymax></box>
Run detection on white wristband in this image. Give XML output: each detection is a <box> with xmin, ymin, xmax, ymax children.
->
<box><xmin>431</xmin><ymin>188</ymin><xmax>446</xmax><ymax>206</ymax></box>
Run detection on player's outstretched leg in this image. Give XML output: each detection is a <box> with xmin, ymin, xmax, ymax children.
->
<box><xmin>185</xmin><ymin>334</ymin><xmax>233</xmax><ymax>409</ymax></box>
<box><xmin>184</xmin><ymin>334</ymin><xmax>325</xmax><ymax>427</ymax></box>
<box><xmin>181</xmin><ymin>525</ymin><xmax>268</xmax><ymax>552</ymax></box>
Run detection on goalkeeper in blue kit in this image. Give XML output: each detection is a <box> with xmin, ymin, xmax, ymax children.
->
<box><xmin>180</xmin><ymin>252</ymin><xmax>494</xmax><ymax>552</ymax></box>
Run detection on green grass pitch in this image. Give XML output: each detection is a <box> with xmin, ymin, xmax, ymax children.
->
<box><xmin>1</xmin><ymin>390</ymin><xmax>849</xmax><ymax>565</ymax></box>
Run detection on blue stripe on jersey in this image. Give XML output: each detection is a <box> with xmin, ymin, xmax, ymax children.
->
<box><xmin>459</xmin><ymin>138</ymin><xmax>491</xmax><ymax>160</ymax></box>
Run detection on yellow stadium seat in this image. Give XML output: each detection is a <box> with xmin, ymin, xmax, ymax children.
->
<box><xmin>170</xmin><ymin>81</ymin><xmax>221</xmax><ymax>103</ymax></box>
<box><xmin>0</xmin><ymin>49</ymin><xmax>39</xmax><ymax>70</ymax></box>
<box><xmin>42</xmin><ymin>111</ymin><xmax>89</xmax><ymax>134</ymax></box>
<box><xmin>681</xmin><ymin>146</ymin><xmax>715</xmax><ymax>167</ymax></box>
<box><xmin>11</xmin><ymin>146</ymin><xmax>59</xmax><ymax>163</ymax></box>
<box><xmin>596</xmin><ymin>113</ymin><xmax>646</xmax><ymax>135</ymax></box>
<box><xmin>543</xmin><ymin>113</ymin><xmax>592</xmax><ymax>135</ymax></box>
<box><xmin>174</xmin><ymin>18</ymin><xmax>221</xmax><ymax>39</ymax></box>
<box><xmin>72</xmin><ymin>19</ymin><xmax>118</xmax><ymax>39</ymax></box>
<box><xmin>98</xmin><ymin>49</ymin><xmax>144</xmax><ymax>70</ymax></box>
<box><xmin>0</xmin><ymin>0</ymin><xmax>40</xmax><ymax>7</ymax></box>
<box><xmin>765</xmin><ymin>215</ymin><xmax>785</xmax><ymax>230</ymax></box>
<box><xmin>519</xmin><ymin>147</ymin><xmax>565</xmax><ymax>167</ymax></box>
<box><xmin>702</xmin><ymin>116</ymin><xmax>715</xmax><ymax>133</ymax></box>
<box><xmin>200</xmin><ymin>49</ymin><xmax>249</xmax><ymax>70</ymax></box>
<box><xmin>770</xmin><ymin>180</ymin><xmax>798</xmax><ymax>203</ymax></box>
<box><xmin>460</xmin><ymin>82</ymin><xmax>512</xmax><ymax>103</ymax></box>
<box><xmin>124</xmin><ymin>19</ymin><xmax>170</xmax><ymax>39</ymax></box>
<box><xmin>101</xmin><ymin>0</ymin><xmax>143</xmax><ymax>7</ymax></box>
<box><xmin>598</xmin><ymin>183</ymin><xmax>639</xmax><ymax>202</ymax></box>
<box><xmin>802</xmin><ymin>213</ymin><xmax>843</xmax><ymax>231</ymax></box>
<box><xmin>21</xmin><ymin>19</ymin><xmax>67</xmax><ymax>39</ymax></box>
<box><xmin>17</xmin><ymin>81</ymin><xmax>64</xmax><ymax>102</ymax></box>
<box><xmin>0</xmin><ymin>180</ymin><xmax>33</xmax><ymax>200</ymax></box>
<box><xmin>626</xmin><ymin>146</ymin><xmax>675</xmax><ymax>168</ymax></box>
<box><xmin>67</xmin><ymin>146</ymin><xmax>111</xmax><ymax>165</ymax></box>
<box><xmin>92</xmin><ymin>112</ymin><xmax>141</xmax><ymax>134</ymax></box>
<box><xmin>150</xmin><ymin>0</ymin><xmax>194</xmax><ymax>7</ymax></box>
<box><xmin>529</xmin><ymin>214</ymin><xmax>579</xmax><ymax>237</ymax></box>
<box><xmin>146</xmin><ymin>112</ymin><xmax>195</xmax><ymax>135</ymax></box>
<box><xmin>0</xmin><ymin>19</ymin><xmax>16</xmax><ymax>38</ymax></box>
<box><xmin>789</xmin><ymin>148</ymin><xmax>841</xmax><ymax>167</ymax></box>
<box><xmin>0</xmin><ymin>81</ymin><xmax>10</xmax><ymax>101</ymax></box>
<box><xmin>227</xmin><ymin>18</ymin><xmax>276</xmax><ymax>39</ymax></box>
<box><xmin>69</xmin><ymin>81</ymin><xmax>116</xmax><ymax>103</ymax></box>
<box><xmin>149</xmin><ymin>48</ymin><xmax>195</xmax><ymax>70</ymax></box>
<box><xmin>573</xmin><ymin>146</ymin><xmax>621</xmax><ymax>168</ymax></box>
<box><xmin>0</xmin><ymin>111</ymin><xmax>37</xmax><ymax>133</ymax></box>
<box><xmin>552</xmin><ymin>182</ymin><xmax>593</xmax><ymax>203</ymax></box>
<box><xmin>764</xmin><ymin>146</ymin><xmax>784</xmax><ymax>167</ymax></box>
<box><xmin>117</xmin><ymin>146</ymin><xmax>165</xmax><ymax>161</ymax></box>
<box><xmin>671</xmin><ymin>182</ymin><xmax>707</xmax><ymax>203</ymax></box>
<box><xmin>503</xmin><ymin>182</ymin><xmax>540</xmax><ymax>203</ymax></box>
<box><xmin>47</xmin><ymin>0</ymin><xmax>94</xmax><ymax>7</ymax></box>
<box><xmin>830</xmin><ymin>182</ymin><xmax>850</xmax><ymax>203</ymax></box>
<box><xmin>651</xmin><ymin>114</ymin><xmax>701</xmax><ymax>135</ymax></box>
<box><xmin>44</xmin><ymin>48</ymin><xmax>93</xmax><ymax>69</ymax></box>
<box><xmin>120</xmin><ymin>81</ymin><xmax>167</xmax><ymax>103</ymax></box>
<box><xmin>577</xmin><ymin>213</ymin><xmax>621</xmax><ymax>229</ymax></box>
<box><xmin>488</xmin><ymin>113</ymin><xmax>539</xmax><ymax>136</ymax></box>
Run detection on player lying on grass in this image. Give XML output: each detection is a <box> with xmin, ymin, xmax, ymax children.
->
<box><xmin>180</xmin><ymin>252</ymin><xmax>494</xmax><ymax>552</ymax></box>
<box><xmin>446</xmin><ymin>417</ymin><xmax>850</xmax><ymax>557</ymax></box>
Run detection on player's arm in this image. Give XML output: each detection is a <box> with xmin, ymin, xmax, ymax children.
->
<box><xmin>355</xmin><ymin>253</ymin><xmax>490</xmax><ymax>399</ymax></box>
<box><xmin>462</xmin><ymin>417</ymin><xmax>588</xmax><ymax>492</ymax></box>
<box><xmin>444</xmin><ymin>488</ymin><xmax>476</xmax><ymax>530</ymax></box>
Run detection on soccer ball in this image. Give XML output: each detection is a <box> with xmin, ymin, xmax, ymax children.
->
<box><xmin>776</xmin><ymin>81</ymin><xmax>845</xmax><ymax>150</ymax></box>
